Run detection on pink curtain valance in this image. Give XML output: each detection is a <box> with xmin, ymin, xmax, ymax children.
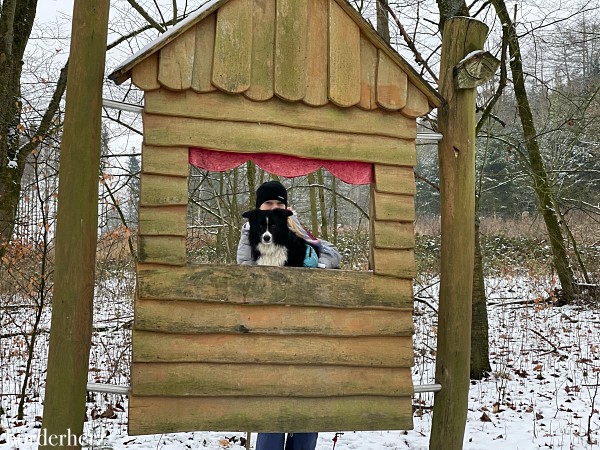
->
<box><xmin>189</xmin><ymin>148</ymin><xmax>373</xmax><ymax>185</ymax></box>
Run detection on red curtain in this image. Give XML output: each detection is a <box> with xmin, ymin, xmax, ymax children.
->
<box><xmin>189</xmin><ymin>147</ymin><xmax>373</xmax><ymax>185</ymax></box>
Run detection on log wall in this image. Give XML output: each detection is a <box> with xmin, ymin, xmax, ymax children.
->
<box><xmin>128</xmin><ymin>0</ymin><xmax>425</xmax><ymax>436</ymax></box>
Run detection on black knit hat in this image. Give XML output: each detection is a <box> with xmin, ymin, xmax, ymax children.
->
<box><xmin>256</xmin><ymin>181</ymin><xmax>288</xmax><ymax>208</ymax></box>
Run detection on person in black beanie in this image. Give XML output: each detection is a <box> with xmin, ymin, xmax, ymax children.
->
<box><xmin>237</xmin><ymin>180</ymin><xmax>341</xmax><ymax>269</ymax></box>
<box><xmin>255</xmin><ymin>180</ymin><xmax>288</xmax><ymax>210</ymax></box>
<box><xmin>237</xmin><ymin>181</ymin><xmax>341</xmax><ymax>450</ymax></box>
<box><xmin>236</xmin><ymin>181</ymin><xmax>341</xmax><ymax>450</ymax></box>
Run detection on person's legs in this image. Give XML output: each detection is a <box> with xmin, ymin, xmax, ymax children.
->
<box><xmin>285</xmin><ymin>433</ymin><xmax>318</xmax><ymax>450</ymax></box>
<box><xmin>256</xmin><ymin>433</ymin><xmax>286</xmax><ymax>450</ymax></box>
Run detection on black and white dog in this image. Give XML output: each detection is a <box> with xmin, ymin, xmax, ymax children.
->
<box><xmin>242</xmin><ymin>208</ymin><xmax>319</xmax><ymax>267</ymax></box>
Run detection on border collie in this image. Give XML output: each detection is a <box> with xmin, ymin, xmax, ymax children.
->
<box><xmin>242</xmin><ymin>208</ymin><xmax>319</xmax><ymax>267</ymax></box>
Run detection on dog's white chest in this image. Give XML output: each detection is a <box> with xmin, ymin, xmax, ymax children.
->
<box><xmin>256</xmin><ymin>243</ymin><xmax>288</xmax><ymax>266</ymax></box>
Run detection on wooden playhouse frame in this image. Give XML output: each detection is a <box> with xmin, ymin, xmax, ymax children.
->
<box><xmin>107</xmin><ymin>0</ymin><xmax>443</xmax><ymax>436</ymax></box>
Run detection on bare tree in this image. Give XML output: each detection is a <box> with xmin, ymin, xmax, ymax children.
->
<box><xmin>0</xmin><ymin>1</ymin><xmax>68</xmax><ymax>255</ymax></box>
<box><xmin>489</xmin><ymin>0</ymin><xmax>577</xmax><ymax>304</ymax></box>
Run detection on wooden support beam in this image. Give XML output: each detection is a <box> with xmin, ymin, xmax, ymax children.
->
<box><xmin>40</xmin><ymin>1</ymin><xmax>110</xmax><ymax>448</ymax></box>
<box><xmin>430</xmin><ymin>17</ymin><xmax>488</xmax><ymax>450</ymax></box>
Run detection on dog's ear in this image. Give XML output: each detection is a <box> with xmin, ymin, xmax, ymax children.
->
<box><xmin>242</xmin><ymin>209</ymin><xmax>259</xmax><ymax>219</ymax></box>
<box><xmin>273</xmin><ymin>208</ymin><xmax>293</xmax><ymax>218</ymax></box>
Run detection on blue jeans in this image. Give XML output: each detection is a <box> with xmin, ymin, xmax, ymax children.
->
<box><xmin>255</xmin><ymin>432</ymin><xmax>318</xmax><ymax>450</ymax></box>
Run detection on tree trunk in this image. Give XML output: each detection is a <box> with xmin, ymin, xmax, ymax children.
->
<box><xmin>430</xmin><ymin>17</ymin><xmax>488</xmax><ymax>450</ymax></box>
<box><xmin>436</xmin><ymin>0</ymin><xmax>470</xmax><ymax>36</ymax></box>
<box><xmin>317</xmin><ymin>169</ymin><xmax>328</xmax><ymax>240</ymax></box>
<box><xmin>39</xmin><ymin>1</ymin><xmax>110</xmax><ymax>448</ymax></box>
<box><xmin>331</xmin><ymin>177</ymin><xmax>338</xmax><ymax>246</ymax></box>
<box><xmin>307</xmin><ymin>172</ymin><xmax>319</xmax><ymax>236</ymax></box>
<box><xmin>228</xmin><ymin>167</ymin><xmax>240</xmax><ymax>262</ymax></box>
<box><xmin>216</xmin><ymin>173</ymin><xmax>225</xmax><ymax>254</ymax></box>
<box><xmin>376</xmin><ymin>0</ymin><xmax>390</xmax><ymax>43</ymax></box>
<box><xmin>471</xmin><ymin>216</ymin><xmax>492</xmax><ymax>379</ymax></box>
<box><xmin>490</xmin><ymin>0</ymin><xmax>576</xmax><ymax>304</ymax></box>
<box><xmin>0</xmin><ymin>164</ymin><xmax>23</xmax><ymax>250</ymax></box>
<box><xmin>0</xmin><ymin>0</ymin><xmax>37</xmax><ymax>253</ymax></box>
<box><xmin>246</xmin><ymin>161</ymin><xmax>256</xmax><ymax>210</ymax></box>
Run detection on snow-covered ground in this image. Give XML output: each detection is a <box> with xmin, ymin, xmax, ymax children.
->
<box><xmin>1</xmin><ymin>273</ymin><xmax>599</xmax><ymax>449</ymax></box>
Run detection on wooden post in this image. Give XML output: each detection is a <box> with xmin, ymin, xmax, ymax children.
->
<box><xmin>39</xmin><ymin>1</ymin><xmax>109</xmax><ymax>449</ymax></box>
<box><xmin>429</xmin><ymin>17</ymin><xmax>488</xmax><ymax>450</ymax></box>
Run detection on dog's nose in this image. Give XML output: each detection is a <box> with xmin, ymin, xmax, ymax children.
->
<box><xmin>262</xmin><ymin>235</ymin><xmax>271</xmax><ymax>243</ymax></box>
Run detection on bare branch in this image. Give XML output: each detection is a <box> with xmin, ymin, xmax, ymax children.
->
<box><xmin>125</xmin><ymin>0</ymin><xmax>166</xmax><ymax>33</ymax></box>
<box><xmin>384</xmin><ymin>2</ymin><xmax>439</xmax><ymax>84</ymax></box>
<box><xmin>18</xmin><ymin>62</ymin><xmax>68</xmax><ymax>163</ymax></box>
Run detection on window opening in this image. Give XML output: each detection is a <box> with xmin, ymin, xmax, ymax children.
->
<box><xmin>187</xmin><ymin>162</ymin><xmax>371</xmax><ymax>270</ymax></box>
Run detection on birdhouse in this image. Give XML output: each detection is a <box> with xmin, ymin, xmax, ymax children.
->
<box><xmin>109</xmin><ymin>0</ymin><xmax>442</xmax><ymax>436</ymax></box>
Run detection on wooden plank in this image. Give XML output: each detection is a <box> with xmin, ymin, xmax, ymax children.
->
<box><xmin>144</xmin><ymin>90</ymin><xmax>417</xmax><ymax>140</ymax></box>
<box><xmin>373</xmin><ymin>248</ymin><xmax>416</xmax><ymax>278</ymax></box>
<box><xmin>139</xmin><ymin>173</ymin><xmax>188</xmax><ymax>206</ymax></box>
<box><xmin>304</xmin><ymin>0</ymin><xmax>328</xmax><ymax>106</ymax></box>
<box><xmin>374</xmin><ymin>164</ymin><xmax>416</xmax><ymax>195</ymax></box>
<box><xmin>245</xmin><ymin>0</ymin><xmax>275</xmax><ymax>101</ymax></box>
<box><xmin>128</xmin><ymin>396</ymin><xmax>413</xmax><ymax>434</ymax></box>
<box><xmin>191</xmin><ymin>13</ymin><xmax>217</xmax><ymax>93</ymax></box>
<box><xmin>274</xmin><ymin>0</ymin><xmax>308</xmax><ymax>101</ymax></box>
<box><xmin>373</xmin><ymin>191</ymin><xmax>415</xmax><ymax>222</ymax></box>
<box><xmin>131</xmin><ymin>53</ymin><xmax>160</xmax><ymax>91</ymax></box>
<box><xmin>158</xmin><ymin>26</ymin><xmax>196</xmax><ymax>90</ymax></box>
<box><xmin>330</xmin><ymin>0</ymin><xmax>442</xmax><ymax>109</ymax></box>
<box><xmin>135</xmin><ymin>300</ymin><xmax>413</xmax><ymax>335</ymax></box>
<box><xmin>212</xmin><ymin>0</ymin><xmax>252</xmax><ymax>93</ymax></box>
<box><xmin>133</xmin><ymin>331</ymin><xmax>413</xmax><ymax>367</ymax></box>
<box><xmin>138</xmin><ymin>236</ymin><xmax>186</xmax><ymax>265</ymax></box>
<box><xmin>137</xmin><ymin>264</ymin><xmax>414</xmax><ymax>309</ymax></box>
<box><xmin>373</xmin><ymin>221</ymin><xmax>415</xmax><ymax>249</ymax></box>
<box><xmin>143</xmin><ymin>113</ymin><xmax>416</xmax><ymax>165</ymax></box>
<box><xmin>377</xmin><ymin>50</ymin><xmax>407</xmax><ymax>110</ymax></box>
<box><xmin>141</xmin><ymin>145</ymin><xmax>189</xmax><ymax>177</ymax></box>
<box><xmin>132</xmin><ymin>363</ymin><xmax>413</xmax><ymax>397</ymax></box>
<box><xmin>402</xmin><ymin>82</ymin><xmax>431</xmax><ymax>118</ymax></box>
<box><xmin>359</xmin><ymin>34</ymin><xmax>378</xmax><ymax>110</ymax></box>
<box><xmin>108</xmin><ymin>2</ymin><xmax>226</xmax><ymax>86</ymax></box>
<box><xmin>328</xmin><ymin>0</ymin><xmax>361</xmax><ymax>107</ymax></box>
<box><xmin>138</xmin><ymin>206</ymin><xmax>187</xmax><ymax>236</ymax></box>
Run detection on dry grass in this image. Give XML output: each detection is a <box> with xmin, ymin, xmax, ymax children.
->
<box><xmin>416</xmin><ymin>213</ymin><xmax>600</xmax><ymax>245</ymax></box>
<box><xmin>415</xmin><ymin>213</ymin><xmax>600</xmax><ymax>285</ymax></box>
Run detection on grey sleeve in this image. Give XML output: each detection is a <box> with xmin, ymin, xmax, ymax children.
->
<box><xmin>236</xmin><ymin>223</ymin><xmax>256</xmax><ymax>265</ymax></box>
<box><xmin>316</xmin><ymin>239</ymin><xmax>341</xmax><ymax>269</ymax></box>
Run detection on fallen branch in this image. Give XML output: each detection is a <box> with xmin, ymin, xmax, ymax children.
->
<box><xmin>530</xmin><ymin>328</ymin><xmax>564</xmax><ymax>356</ymax></box>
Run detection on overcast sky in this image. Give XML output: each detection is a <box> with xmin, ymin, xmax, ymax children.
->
<box><xmin>36</xmin><ymin>0</ymin><xmax>74</xmax><ymax>23</ymax></box>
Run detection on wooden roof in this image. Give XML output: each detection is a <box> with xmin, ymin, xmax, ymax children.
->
<box><xmin>108</xmin><ymin>0</ymin><xmax>442</xmax><ymax>116</ymax></box>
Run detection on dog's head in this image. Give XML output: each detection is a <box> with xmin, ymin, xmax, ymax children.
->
<box><xmin>242</xmin><ymin>208</ymin><xmax>293</xmax><ymax>245</ymax></box>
